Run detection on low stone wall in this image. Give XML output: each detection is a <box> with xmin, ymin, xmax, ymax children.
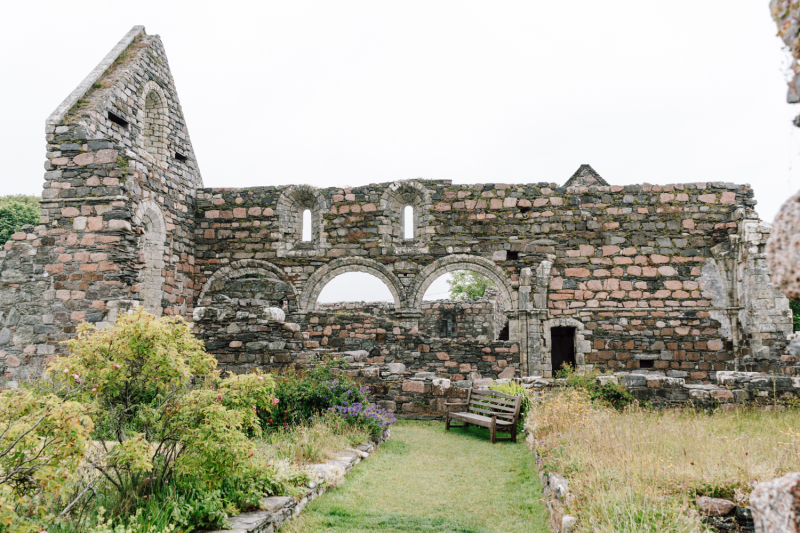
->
<box><xmin>209</xmin><ymin>437</ymin><xmax>386</xmax><ymax>533</ymax></box>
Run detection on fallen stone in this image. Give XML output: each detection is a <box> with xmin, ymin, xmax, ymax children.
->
<box><xmin>697</xmin><ymin>496</ymin><xmax>736</xmax><ymax>517</ymax></box>
<box><xmin>751</xmin><ymin>472</ymin><xmax>800</xmax><ymax>533</ymax></box>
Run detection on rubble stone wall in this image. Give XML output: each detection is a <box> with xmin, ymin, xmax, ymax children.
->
<box><xmin>0</xmin><ymin>25</ymin><xmax>794</xmax><ymax>389</ymax></box>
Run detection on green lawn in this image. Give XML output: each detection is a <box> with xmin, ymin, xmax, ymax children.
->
<box><xmin>283</xmin><ymin>420</ymin><xmax>549</xmax><ymax>533</ymax></box>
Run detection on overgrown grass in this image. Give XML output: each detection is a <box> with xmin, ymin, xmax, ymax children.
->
<box><xmin>284</xmin><ymin>420</ymin><xmax>549</xmax><ymax>533</ymax></box>
<box><xmin>258</xmin><ymin>415</ymin><xmax>372</xmax><ymax>466</ymax></box>
<box><xmin>528</xmin><ymin>389</ymin><xmax>800</xmax><ymax>532</ymax></box>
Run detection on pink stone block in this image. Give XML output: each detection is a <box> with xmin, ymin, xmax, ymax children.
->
<box><xmin>698</xmin><ymin>193</ymin><xmax>717</xmax><ymax>203</ymax></box>
<box><xmin>720</xmin><ymin>191</ymin><xmax>736</xmax><ymax>204</ymax></box>
<box><xmin>73</xmin><ymin>152</ymin><xmax>95</xmax><ymax>166</ymax></box>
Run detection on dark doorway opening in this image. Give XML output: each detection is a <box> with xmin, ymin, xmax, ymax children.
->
<box><xmin>551</xmin><ymin>327</ymin><xmax>576</xmax><ymax>374</ymax></box>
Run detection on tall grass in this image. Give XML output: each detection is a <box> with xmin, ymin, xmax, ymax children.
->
<box><xmin>527</xmin><ymin>389</ymin><xmax>800</xmax><ymax>532</ymax></box>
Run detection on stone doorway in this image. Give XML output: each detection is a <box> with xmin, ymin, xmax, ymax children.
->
<box><xmin>551</xmin><ymin>327</ymin><xmax>576</xmax><ymax>374</ymax></box>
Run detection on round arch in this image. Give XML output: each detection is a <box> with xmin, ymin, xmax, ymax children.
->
<box><xmin>138</xmin><ymin>80</ymin><xmax>169</xmax><ymax>164</ymax></box>
<box><xmin>409</xmin><ymin>254</ymin><xmax>516</xmax><ymax>311</ymax></box>
<box><xmin>297</xmin><ymin>257</ymin><xmax>404</xmax><ymax>312</ymax></box>
<box><xmin>133</xmin><ymin>199</ymin><xmax>167</xmax><ymax>316</ymax></box>
<box><xmin>197</xmin><ymin>259</ymin><xmax>297</xmax><ymax>305</ymax></box>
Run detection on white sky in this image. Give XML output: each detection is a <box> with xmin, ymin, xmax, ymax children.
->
<box><xmin>2</xmin><ymin>1</ymin><xmax>799</xmax><ymax>303</ymax></box>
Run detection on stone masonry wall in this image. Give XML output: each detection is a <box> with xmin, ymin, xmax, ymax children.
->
<box><xmin>1</xmin><ymin>25</ymin><xmax>794</xmax><ymax>390</ymax></box>
<box><xmin>0</xmin><ymin>27</ymin><xmax>203</xmax><ymax>386</ymax></box>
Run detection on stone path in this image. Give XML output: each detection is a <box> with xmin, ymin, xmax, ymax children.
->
<box><xmin>282</xmin><ymin>420</ymin><xmax>549</xmax><ymax>533</ymax></box>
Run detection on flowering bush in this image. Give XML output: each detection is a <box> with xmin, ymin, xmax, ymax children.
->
<box><xmin>265</xmin><ymin>359</ymin><xmax>371</xmax><ymax>429</ymax></box>
<box><xmin>328</xmin><ymin>402</ymin><xmax>396</xmax><ymax>438</ymax></box>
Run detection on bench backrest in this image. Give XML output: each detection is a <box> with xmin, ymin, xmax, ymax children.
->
<box><xmin>465</xmin><ymin>388</ymin><xmax>523</xmax><ymax>423</ymax></box>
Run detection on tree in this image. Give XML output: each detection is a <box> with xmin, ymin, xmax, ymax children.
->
<box><xmin>447</xmin><ymin>270</ymin><xmax>494</xmax><ymax>300</ymax></box>
<box><xmin>0</xmin><ymin>196</ymin><xmax>40</xmax><ymax>244</ymax></box>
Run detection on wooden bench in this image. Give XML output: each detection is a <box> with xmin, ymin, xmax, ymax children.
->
<box><xmin>444</xmin><ymin>388</ymin><xmax>523</xmax><ymax>443</ymax></box>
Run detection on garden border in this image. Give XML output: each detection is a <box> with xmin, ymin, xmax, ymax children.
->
<box><xmin>208</xmin><ymin>434</ymin><xmax>388</xmax><ymax>533</ymax></box>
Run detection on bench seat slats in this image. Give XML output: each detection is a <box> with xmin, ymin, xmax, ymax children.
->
<box><xmin>467</xmin><ymin>405</ymin><xmax>516</xmax><ymax>418</ymax></box>
<box><xmin>470</xmin><ymin>394</ymin><xmax>518</xmax><ymax>406</ymax></box>
<box><xmin>449</xmin><ymin>412</ymin><xmax>513</xmax><ymax>426</ymax></box>
<box><xmin>467</xmin><ymin>400</ymin><xmax>518</xmax><ymax>413</ymax></box>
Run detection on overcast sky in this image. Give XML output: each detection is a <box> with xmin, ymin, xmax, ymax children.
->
<box><xmin>2</xmin><ymin>1</ymin><xmax>798</xmax><ymax>303</ymax></box>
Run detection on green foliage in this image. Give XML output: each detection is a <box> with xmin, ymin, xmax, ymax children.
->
<box><xmin>446</xmin><ymin>270</ymin><xmax>494</xmax><ymax>300</ymax></box>
<box><xmin>0</xmin><ymin>387</ymin><xmax>94</xmax><ymax>532</ymax></box>
<box><xmin>791</xmin><ymin>300</ymin><xmax>800</xmax><ymax>332</ymax></box>
<box><xmin>488</xmin><ymin>381</ymin><xmax>530</xmax><ymax>429</ymax></box>
<box><xmin>46</xmin><ymin>308</ymin><xmax>285</xmax><ymax>530</ymax></box>
<box><xmin>267</xmin><ymin>358</ymin><xmax>369</xmax><ymax>428</ymax></box>
<box><xmin>0</xmin><ymin>200</ymin><xmax>39</xmax><ymax>245</ymax></box>
<box><xmin>557</xmin><ymin>365</ymin><xmax>635</xmax><ymax>411</ymax></box>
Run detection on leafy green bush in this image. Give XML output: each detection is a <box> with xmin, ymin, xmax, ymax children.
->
<box><xmin>791</xmin><ymin>300</ymin><xmax>800</xmax><ymax>332</ymax></box>
<box><xmin>488</xmin><ymin>381</ymin><xmax>530</xmax><ymax>429</ymax></box>
<box><xmin>0</xmin><ymin>201</ymin><xmax>39</xmax><ymax>244</ymax></box>
<box><xmin>266</xmin><ymin>359</ymin><xmax>370</xmax><ymax>429</ymax></box>
<box><xmin>0</xmin><ymin>387</ymin><xmax>94</xmax><ymax>532</ymax></box>
<box><xmin>556</xmin><ymin>365</ymin><xmax>635</xmax><ymax>410</ymax></box>
<box><xmin>45</xmin><ymin>308</ymin><xmax>287</xmax><ymax>531</ymax></box>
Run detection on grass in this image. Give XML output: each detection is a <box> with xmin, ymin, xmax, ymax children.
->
<box><xmin>529</xmin><ymin>388</ymin><xmax>800</xmax><ymax>532</ymax></box>
<box><xmin>283</xmin><ymin>420</ymin><xmax>549</xmax><ymax>533</ymax></box>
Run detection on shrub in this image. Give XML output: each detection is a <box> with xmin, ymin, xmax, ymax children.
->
<box><xmin>0</xmin><ymin>387</ymin><xmax>94</xmax><ymax>532</ymax></box>
<box><xmin>266</xmin><ymin>359</ymin><xmax>370</xmax><ymax>429</ymax></box>
<box><xmin>557</xmin><ymin>365</ymin><xmax>635</xmax><ymax>410</ymax></box>
<box><xmin>327</xmin><ymin>403</ymin><xmax>396</xmax><ymax>439</ymax></box>
<box><xmin>47</xmin><ymin>308</ymin><xmax>284</xmax><ymax>528</ymax></box>
<box><xmin>791</xmin><ymin>300</ymin><xmax>800</xmax><ymax>332</ymax></box>
<box><xmin>0</xmin><ymin>201</ymin><xmax>39</xmax><ymax>244</ymax></box>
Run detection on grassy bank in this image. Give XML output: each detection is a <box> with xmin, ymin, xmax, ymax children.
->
<box><xmin>284</xmin><ymin>420</ymin><xmax>550</xmax><ymax>533</ymax></box>
<box><xmin>528</xmin><ymin>388</ymin><xmax>800</xmax><ymax>532</ymax></box>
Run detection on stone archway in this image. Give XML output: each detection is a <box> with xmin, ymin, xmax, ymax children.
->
<box><xmin>133</xmin><ymin>199</ymin><xmax>167</xmax><ymax>316</ymax></box>
<box><xmin>197</xmin><ymin>259</ymin><xmax>297</xmax><ymax>306</ymax></box>
<box><xmin>297</xmin><ymin>257</ymin><xmax>404</xmax><ymax>312</ymax></box>
<box><xmin>408</xmin><ymin>254</ymin><xmax>516</xmax><ymax>312</ymax></box>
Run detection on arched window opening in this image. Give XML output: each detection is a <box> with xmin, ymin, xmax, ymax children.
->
<box><xmin>421</xmin><ymin>270</ymin><xmax>505</xmax><ymax>340</ymax></box>
<box><xmin>142</xmin><ymin>87</ymin><xmax>167</xmax><ymax>161</ymax></box>
<box><xmin>302</xmin><ymin>209</ymin><xmax>312</xmax><ymax>242</ymax></box>
<box><xmin>316</xmin><ymin>272</ymin><xmax>394</xmax><ymax>304</ymax></box>
<box><xmin>404</xmin><ymin>205</ymin><xmax>414</xmax><ymax>239</ymax></box>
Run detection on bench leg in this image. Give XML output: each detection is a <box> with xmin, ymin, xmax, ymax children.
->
<box><xmin>511</xmin><ymin>422</ymin><xmax>517</xmax><ymax>443</ymax></box>
<box><xmin>490</xmin><ymin>415</ymin><xmax>497</xmax><ymax>444</ymax></box>
<box><xmin>445</xmin><ymin>413</ymin><xmax>451</xmax><ymax>431</ymax></box>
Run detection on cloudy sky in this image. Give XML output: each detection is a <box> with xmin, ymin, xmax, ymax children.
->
<box><xmin>1</xmin><ymin>1</ymin><xmax>798</xmax><ymax>302</ymax></box>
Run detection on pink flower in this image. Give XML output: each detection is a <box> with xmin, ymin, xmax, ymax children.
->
<box><xmin>72</xmin><ymin>374</ymin><xmax>81</xmax><ymax>382</ymax></box>
<box><xmin>272</xmin><ymin>398</ymin><xmax>280</xmax><ymax>405</ymax></box>
<box><xmin>217</xmin><ymin>394</ymin><xmax>222</xmax><ymax>401</ymax></box>
<box><xmin>258</xmin><ymin>376</ymin><xmax>264</xmax><ymax>382</ymax></box>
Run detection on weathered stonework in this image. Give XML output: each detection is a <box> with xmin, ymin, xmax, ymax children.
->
<box><xmin>0</xmin><ymin>26</ymin><xmax>793</xmax><ymax>393</ymax></box>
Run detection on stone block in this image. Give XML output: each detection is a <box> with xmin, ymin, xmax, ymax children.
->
<box><xmin>751</xmin><ymin>472</ymin><xmax>800</xmax><ymax>532</ymax></box>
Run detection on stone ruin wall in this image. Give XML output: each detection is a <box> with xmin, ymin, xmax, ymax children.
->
<box><xmin>0</xmin><ymin>25</ymin><xmax>795</xmax><ymax>401</ymax></box>
<box><xmin>0</xmin><ymin>27</ymin><xmax>202</xmax><ymax>383</ymax></box>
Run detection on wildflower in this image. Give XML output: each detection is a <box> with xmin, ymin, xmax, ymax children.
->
<box><xmin>72</xmin><ymin>374</ymin><xmax>81</xmax><ymax>382</ymax></box>
<box><xmin>217</xmin><ymin>394</ymin><xmax>222</xmax><ymax>401</ymax></box>
<box><xmin>269</xmin><ymin>418</ymin><xmax>273</xmax><ymax>423</ymax></box>
<box><xmin>272</xmin><ymin>398</ymin><xmax>280</xmax><ymax>405</ymax></box>
<box><xmin>258</xmin><ymin>376</ymin><xmax>264</xmax><ymax>382</ymax></box>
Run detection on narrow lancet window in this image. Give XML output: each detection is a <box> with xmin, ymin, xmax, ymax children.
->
<box><xmin>404</xmin><ymin>205</ymin><xmax>414</xmax><ymax>239</ymax></box>
<box><xmin>302</xmin><ymin>209</ymin><xmax>312</xmax><ymax>242</ymax></box>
